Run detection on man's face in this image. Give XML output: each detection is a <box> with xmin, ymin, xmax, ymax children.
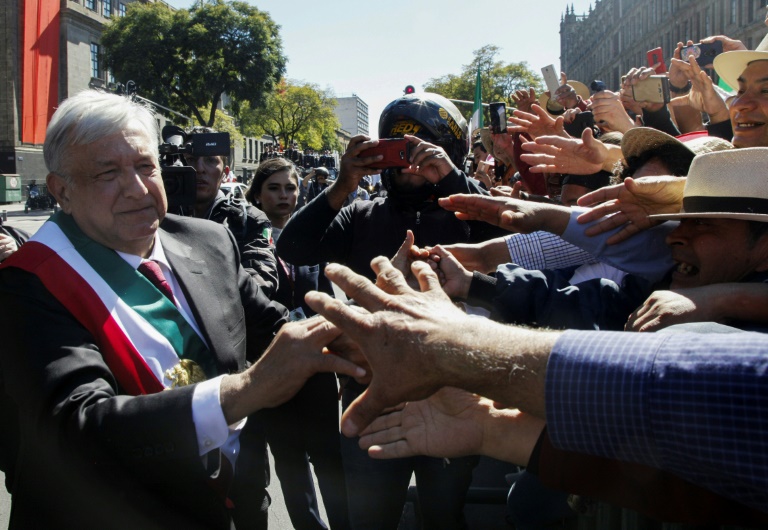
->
<box><xmin>729</xmin><ymin>60</ymin><xmax>768</xmax><ymax>148</ymax></box>
<box><xmin>666</xmin><ymin>218</ymin><xmax>768</xmax><ymax>289</ymax></box>
<box><xmin>186</xmin><ymin>153</ymin><xmax>225</xmax><ymax>209</ymax></box>
<box><xmin>50</xmin><ymin>125</ymin><xmax>167</xmax><ymax>257</ymax></box>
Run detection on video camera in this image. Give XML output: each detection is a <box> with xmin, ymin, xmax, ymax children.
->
<box><xmin>159</xmin><ymin>125</ymin><xmax>230</xmax><ymax>214</ymax></box>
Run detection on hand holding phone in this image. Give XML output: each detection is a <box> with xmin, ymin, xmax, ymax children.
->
<box><xmin>541</xmin><ymin>65</ymin><xmax>561</xmax><ymax>95</ymax></box>
<box><xmin>681</xmin><ymin>41</ymin><xmax>723</xmax><ymax>68</ymax></box>
<box><xmin>489</xmin><ymin>102</ymin><xmax>507</xmax><ymax>134</ymax></box>
<box><xmin>632</xmin><ymin>75</ymin><xmax>671</xmax><ymax>104</ymax></box>
<box><xmin>647</xmin><ymin>47</ymin><xmax>667</xmax><ymax>74</ymax></box>
<box><xmin>358</xmin><ymin>139</ymin><xmax>411</xmax><ymax>169</ymax></box>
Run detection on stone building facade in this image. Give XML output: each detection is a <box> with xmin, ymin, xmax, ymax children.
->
<box><xmin>560</xmin><ymin>0</ymin><xmax>768</xmax><ymax>90</ymax></box>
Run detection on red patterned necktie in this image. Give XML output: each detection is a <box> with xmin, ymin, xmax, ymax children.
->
<box><xmin>138</xmin><ymin>260</ymin><xmax>175</xmax><ymax>303</ymax></box>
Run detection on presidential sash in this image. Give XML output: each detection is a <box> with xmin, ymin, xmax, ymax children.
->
<box><xmin>0</xmin><ymin>212</ymin><xmax>215</xmax><ymax>395</ymax></box>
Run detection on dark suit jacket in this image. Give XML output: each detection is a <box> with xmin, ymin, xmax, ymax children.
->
<box><xmin>0</xmin><ymin>214</ymin><xmax>287</xmax><ymax>529</ymax></box>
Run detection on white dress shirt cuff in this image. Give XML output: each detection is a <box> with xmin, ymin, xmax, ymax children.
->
<box><xmin>192</xmin><ymin>375</ymin><xmax>245</xmax><ymax>456</ymax></box>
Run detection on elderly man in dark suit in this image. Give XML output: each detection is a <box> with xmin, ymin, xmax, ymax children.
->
<box><xmin>0</xmin><ymin>90</ymin><xmax>362</xmax><ymax>530</ymax></box>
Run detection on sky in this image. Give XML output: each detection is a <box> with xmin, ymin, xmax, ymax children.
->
<box><xmin>166</xmin><ymin>0</ymin><xmax>596</xmax><ymax>139</ymax></box>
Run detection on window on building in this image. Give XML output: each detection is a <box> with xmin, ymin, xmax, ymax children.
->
<box><xmin>85</xmin><ymin>0</ymin><xmax>95</xmax><ymax>10</ymax></box>
<box><xmin>749</xmin><ymin>0</ymin><xmax>756</xmax><ymax>21</ymax></box>
<box><xmin>108</xmin><ymin>70</ymin><xmax>115</xmax><ymax>84</ymax></box>
<box><xmin>119</xmin><ymin>3</ymin><xmax>126</xmax><ymax>16</ymax></box>
<box><xmin>103</xmin><ymin>0</ymin><xmax>111</xmax><ymax>17</ymax></box>
<box><xmin>90</xmin><ymin>42</ymin><xmax>101</xmax><ymax>79</ymax></box>
<box><xmin>731</xmin><ymin>0</ymin><xmax>738</xmax><ymax>24</ymax></box>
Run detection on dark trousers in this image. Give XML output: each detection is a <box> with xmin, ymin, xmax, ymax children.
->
<box><xmin>261</xmin><ymin>373</ymin><xmax>349</xmax><ymax>530</ymax></box>
<box><xmin>340</xmin><ymin>385</ymin><xmax>478</xmax><ymax>530</ymax></box>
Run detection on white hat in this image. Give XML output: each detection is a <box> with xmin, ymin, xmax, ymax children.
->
<box><xmin>649</xmin><ymin>147</ymin><xmax>768</xmax><ymax>222</ymax></box>
<box><xmin>713</xmin><ymin>33</ymin><xmax>768</xmax><ymax>89</ymax></box>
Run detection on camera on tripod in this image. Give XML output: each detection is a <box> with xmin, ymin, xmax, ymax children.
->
<box><xmin>159</xmin><ymin>125</ymin><xmax>230</xmax><ymax>214</ymax></box>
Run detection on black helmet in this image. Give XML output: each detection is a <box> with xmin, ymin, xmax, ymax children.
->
<box><xmin>378</xmin><ymin>93</ymin><xmax>469</xmax><ymax>167</ymax></box>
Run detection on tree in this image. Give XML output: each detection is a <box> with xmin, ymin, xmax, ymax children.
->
<box><xmin>102</xmin><ymin>0</ymin><xmax>286</xmax><ymax>126</ymax></box>
<box><xmin>239</xmin><ymin>79</ymin><xmax>341</xmax><ymax>151</ymax></box>
<box><xmin>423</xmin><ymin>45</ymin><xmax>544</xmax><ymax>122</ymax></box>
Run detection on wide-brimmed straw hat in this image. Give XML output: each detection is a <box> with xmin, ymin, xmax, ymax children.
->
<box><xmin>621</xmin><ymin>127</ymin><xmax>733</xmax><ymax>160</ymax></box>
<box><xmin>713</xmin><ymin>33</ymin><xmax>768</xmax><ymax>89</ymax></box>
<box><xmin>538</xmin><ymin>81</ymin><xmax>590</xmax><ymax>115</ymax></box>
<box><xmin>649</xmin><ymin>147</ymin><xmax>768</xmax><ymax>222</ymax></box>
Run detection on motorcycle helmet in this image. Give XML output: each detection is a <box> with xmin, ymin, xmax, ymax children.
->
<box><xmin>378</xmin><ymin>93</ymin><xmax>469</xmax><ymax>167</ymax></box>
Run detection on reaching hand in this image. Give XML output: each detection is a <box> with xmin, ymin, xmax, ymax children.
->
<box><xmin>576</xmin><ymin>176</ymin><xmax>686</xmax><ymax>244</ymax></box>
<box><xmin>388</xmin><ymin>230</ymin><xmax>429</xmax><ymax>291</ymax></box>
<box><xmin>359</xmin><ymin>388</ymin><xmax>492</xmax><ymax>459</ymax></box>
<box><xmin>438</xmin><ymin>194</ymin><xmax>570</xmax><ymax>235</ymax></box>
<box><xmin>520</xmin><ymin>128</ymin><xmax>609</xmax><ymax>175</ymax></box>
<box><xmin>626</xmin><ymin>288</ymin><xmax>715</xmax><ymax>332</ymax></box>
<box><xmin>434</xmin><ymin>237</ymin><xmax>510</xmax><ymax>275</ymax></box>
<box><xmin>511</xmin><ymin>88</ymin><xmax>537</xmax><ymax>114</ymax></box>
<box><xmin>424</xmin><ymin>245</ymin><xmax>473</xmax><ymax>299</ymax></box>
<box><xmin>509</xmin><ymin>105</ymin><xmax>567</xmax><ymax>140</ymax></box>
<box><xmin>359</xmin><ymin>387</ymin><xmax>546</xmax><ymax>466</ymax></box>
<box><xmin>305</xmin><ymin>259</ymin><xmax>470</xmax><ymax>436</ymax></box>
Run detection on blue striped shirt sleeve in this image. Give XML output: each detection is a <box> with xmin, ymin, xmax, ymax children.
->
<box><xmin>546</xmin><ymin>330</ymin><xmax>768</xmax><ymax>513</ymax></box>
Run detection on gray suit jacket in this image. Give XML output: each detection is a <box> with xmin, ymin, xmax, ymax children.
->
<box><xmin>0</xmin><ymin>214</ymin><xmax>287</xmax><ymax>529</ymax></box>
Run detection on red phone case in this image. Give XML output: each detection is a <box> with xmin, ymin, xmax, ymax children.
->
<box><xmin>359</xmin><ymin>139</ymin><xmax>411</xmax><ymax>169</ymax></box>
<box><xmin>647</xmin><ymin>48</ymin><xmax>667</xmax><ymax>74</ymax></box>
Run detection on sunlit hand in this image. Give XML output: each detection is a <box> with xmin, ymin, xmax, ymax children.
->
<box><xmin>511</xmin><ymin>88</ymin><xmax>538</xmax><ymax>114</ymax></box>
<box><xmin>520</xmin><ymin>128</ymin><xmax>608</xmax><ymax>175</ymax></box>
<box><xmin>576</xmin><ymin>176</ymin><xmax>686</xmax><ymax>244</ymax></box>
<box><xmin>509</xmin><ymin>105</ymin><xmax>567</xmax><ymax>140</ymax></box>
<box><xmin>626</xmin><ymin>288</ymin><xmax>717</xmax><ymax>332</ymax></box>
<box><xmin>438</xmin><ymin>194</ymin><xmax>570</xmax><ymax>235</ymax></box>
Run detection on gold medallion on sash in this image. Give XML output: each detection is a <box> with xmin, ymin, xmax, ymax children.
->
<box><xmin>165</xmin><ymin>359</ymin><xmax>207</xmax><ymax>388</ymax></box>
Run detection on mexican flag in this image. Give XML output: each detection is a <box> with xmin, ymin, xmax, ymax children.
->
<box><xmin>470</xmin><ymin>67</ymin><xmax>483</xmax><ymax>135</ymax></box>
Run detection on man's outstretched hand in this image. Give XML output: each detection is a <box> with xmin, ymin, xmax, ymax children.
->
<box><xmin>305</xmin><ymin>258</ymin><xmax>468</xmax><ymax>437</ymax></box>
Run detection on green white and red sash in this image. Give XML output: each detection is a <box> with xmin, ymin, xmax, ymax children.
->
<box><xmin>0</xmin><ymin>212</ymin><xmax>214</xmax><ymax>395</ymax></box>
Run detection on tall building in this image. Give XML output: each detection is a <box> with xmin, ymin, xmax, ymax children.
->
<box><xmin>560</xmin><ymin>0</ymin><xmax>767</xmax><ymax>90</ymax></box>
<box><xmin>334</xmin><ymin>95</ymin><xmax>369</xmax><ymax>137</ymax></box>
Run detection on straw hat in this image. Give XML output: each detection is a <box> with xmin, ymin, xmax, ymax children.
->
<box><xmin>621</xmin><ymin>127</ymin><xmax>733</xmax><ymax>160</ymax></box>
<box><xmin>537</xmin><ymin>81</ymin><xmax>590</xmax><ymax>115</ymax></box>
<box><xmin>649</xmin><ymin>147</ymin><xmax>768</xmax><ymax>222</ymax></box>
<box><xmin>713</xmin><ymin>33</ymin><xmax>768</xmax><ymax>90</ymax></box>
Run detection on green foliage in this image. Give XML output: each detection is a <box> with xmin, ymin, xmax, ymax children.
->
<box><xmin>423</xmin><ymin>45</ymin><xmax>544</xmax><ymax>122</ymax></box>
<box><xmin>102</xmin><ymin>0</ymin><xmax>286</xmax><ymax>127</ymax></box>
<box><xmin>239</xmin><ymin>79</ymin><xmax>341</xmax><ymax>151</ymax></box>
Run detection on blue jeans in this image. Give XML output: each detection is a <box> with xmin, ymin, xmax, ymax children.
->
<box><xmin>341</xmin><ymin>385</ymin><xmax>478</xmax><ymax>530</ymax></box>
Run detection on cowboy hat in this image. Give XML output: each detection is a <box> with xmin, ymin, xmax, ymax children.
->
<box><xmin>649</xmin><ymin>147</ymin><xmax>768</xmax><ymax>222</ymax></box>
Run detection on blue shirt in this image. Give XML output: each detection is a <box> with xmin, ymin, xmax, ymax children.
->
<box><xmin>547</xmin><ymin>329</ymin><xmax>768</xmax><ymax>514</ymax></box>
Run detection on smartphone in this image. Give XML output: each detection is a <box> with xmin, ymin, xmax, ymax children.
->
<box><xmin>489</xmin><ymin>102</ymin><xmax>507</xmax><ymax>134</ymax></box>
<box><xmin>681</xmin><ymin>41</ymin><xmax>723</xmax><ymax>68</ymax></box>
<box><xmin>564</xmin><ymin>111</ymin><xmax>596</xmax><ymax>138</ymax></box>
<box><xmin>359</xmin><ymin>138</ymin><xmax>411</xmax><ymax>169</ymax></box>
<box><xmin>646</xmin><ymin>47</ymin><xmax>667</xmax><ymax>74</ymax></box>
<box><xmin>632</xmin><ymin>75</ymin><xmax>671</xmax><ymax>104</ymax></box>
<box><xmin>541</xmin><ymin>64</ymin><xmax>560</xmax><ymax>95</ymax></box>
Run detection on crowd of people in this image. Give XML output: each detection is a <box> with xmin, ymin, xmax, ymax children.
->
<box><xmin>0</xmin><ymin>18</ymin><xmax>768</xmax><ymax>530</ymax></box>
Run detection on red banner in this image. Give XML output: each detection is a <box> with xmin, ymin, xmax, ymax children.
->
<box><xmin>21</xmin><ymin>0</ymin><xmax>60</xmax><ymax>145</ymax></box>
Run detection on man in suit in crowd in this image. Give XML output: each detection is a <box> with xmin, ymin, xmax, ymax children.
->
<box><xmin>0</xmin><ymin>89</ymin><xmax>362</xmax><ymax>529</ymax></box>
